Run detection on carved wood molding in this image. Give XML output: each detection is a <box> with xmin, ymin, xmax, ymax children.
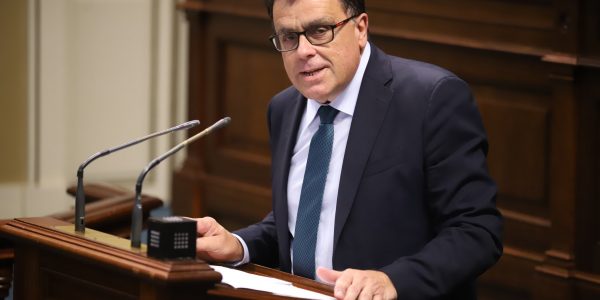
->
<box><xmin>0</xmin><ymin>218</ymin><xmax>221</xmax><ymax>283</ymax></box>
<box><xmin>177</xmin><ymin>0</ymin><xmax>600</xmax><ymax>68</ymax></box>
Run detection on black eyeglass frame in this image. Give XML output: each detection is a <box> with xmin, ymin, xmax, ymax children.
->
<box><xmin>268</xmin><ymin>14</ymin><xmax>359</xmax><ymax>52</ymax></box>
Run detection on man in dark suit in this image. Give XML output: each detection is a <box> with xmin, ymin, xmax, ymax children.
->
<box><xmin>194</xmin><ymin>0</ymin><xmax>503</xmax><ymax>299</ymax></box>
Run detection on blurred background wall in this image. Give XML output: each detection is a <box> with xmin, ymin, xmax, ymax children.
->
<box><xmin>2</xmin><ymin>1</ymin><xmax>600</xmax><ymax>299</ymax></box>
<box><xmin>174</xmin><ymin>1</ymin><xmax>600</xmax><ymax>299</ymax></box>
<box><xmin>0</xmin><ymin>0</ymin><xmax>189</xmax><ymax>218</ymax></box>
<box><xmin>0</xmin><ymin>0</ymin><xmax>29</xmax><ymax>214</ymax></box>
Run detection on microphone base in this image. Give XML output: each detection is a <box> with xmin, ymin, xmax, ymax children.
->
<box><xmin>54</xmin><ymin>225</ymin><xmax>147</xmax><ymax>252</ymax></box>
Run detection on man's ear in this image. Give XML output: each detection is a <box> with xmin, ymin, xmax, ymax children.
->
<box><xmin>355</xmin><ymin>13</ymin><xmax>369</xmax><ymax>48</ymax></box>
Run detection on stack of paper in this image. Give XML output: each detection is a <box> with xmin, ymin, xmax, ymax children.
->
<box><xmin>210</xmin><ymin>265</ymin><xmax>334</xmax><ymax>300</ymax></box>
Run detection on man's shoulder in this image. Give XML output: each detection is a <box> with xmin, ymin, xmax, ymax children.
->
<box><xmin>389</xmin><ymin>54</ymin><xmax>459</xmax><ymax>84</ymax></box>
<box><xmin>272</xmin><ymin>85</ymin><xmax>301</xmax><ymax>102</ymax></box>
<box><xmin>370</xmin><ymin>45</ymin><xmax>463</xmax><ymax>88</ymax></box>
<box><xmin>269</xmin><ymin>85</ymin><xmax>302</xmax><ymax>112</ymax></box>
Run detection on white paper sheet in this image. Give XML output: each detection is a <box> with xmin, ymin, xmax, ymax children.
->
<box><xmin>210</xmin><ymin>265</ymin><xmax>335</xmax><ymax>300</ymax></box>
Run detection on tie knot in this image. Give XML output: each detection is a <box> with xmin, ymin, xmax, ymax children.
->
<box><xmin>317</xmin><ymin>105</ymin><xmax>339</xmax><ymax>124</ymax></box>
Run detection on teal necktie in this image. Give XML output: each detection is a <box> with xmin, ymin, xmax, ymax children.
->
<box><xmin>292</xmin><ymin>105</ymin><xmax>339</xmax><ymax>279</ymax></box>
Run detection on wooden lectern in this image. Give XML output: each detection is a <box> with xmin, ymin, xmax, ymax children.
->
<box><xmin>0</xmin><ymin>217</ymin><xmax>333</xmax><ymax>299</ymax></box>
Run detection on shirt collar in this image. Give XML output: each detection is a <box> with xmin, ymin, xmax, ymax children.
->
<box><xmin>306</xmin><ymin>42</ymin><xmax>372</xmax><ymax>122</ymax></box>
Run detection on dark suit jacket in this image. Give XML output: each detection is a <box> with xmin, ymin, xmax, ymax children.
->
<box><xmin>235</xmin><ymin>44</ymin><xmax>503</xmax><ymax>299</ymax></box>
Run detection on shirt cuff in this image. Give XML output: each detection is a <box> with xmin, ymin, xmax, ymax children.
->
<box><xmin>229</xmin><ymin>233</ymin><xmax>250</xmax><ymax>267</ymax></box>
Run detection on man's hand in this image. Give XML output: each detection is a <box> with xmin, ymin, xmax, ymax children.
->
<box><xmin>195</xmin><ymin>217</ymin><xmax>244</xmax><ymax>263</ymax></box>
<box><xmin>317</xmin><ymin>267</ymin><xmax>397</xmax><ymax>300</ymax></box>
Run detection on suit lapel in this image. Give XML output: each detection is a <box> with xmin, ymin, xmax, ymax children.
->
<box><xmin>333</xmin><ymin>46</ymin><xmax>394</xmax><ymax>252</ymax></box>
<box><xmin>272</xmin><ymin>92</ymin><xmax>305</xmax><ymax>271</ymax></box>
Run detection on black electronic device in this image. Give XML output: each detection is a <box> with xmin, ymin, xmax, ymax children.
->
<box><xmin>146</xmin><ymin>216</ymin><xmax>196</xmax><ymax>259</ymax></box>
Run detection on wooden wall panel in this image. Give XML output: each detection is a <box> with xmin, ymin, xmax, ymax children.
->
<box><xmin>174</xmin><ymin>10</ymin><xmax>287</xmax><ymax>229</ymax></box>
<box><xmin>176</xmin><ymin>0</ymin><xmax>600</xmax><ymax>298</ymax></box>
<box><xmin>367</xmin><ymin>0</ymin><xmax>559</xmax><ymax>55</ymax></box>
<box><xmin>581</xmin><ymin>0</ymin><xmax>600</xmax><ymax>60</ymax></box>
<box><xmin>478</xmin><ymin>251</ymin><xmax>541</xmax><ymax>299</ymax></box>
<box><xmin>575</xmin><ymin>70</ymin><xmax>600</xmax><ymax>274</ymax></box>
<box><xmin>479</xmin><ymin>89</ymin><xmax>549</xmax><ymax>205</ymax></box>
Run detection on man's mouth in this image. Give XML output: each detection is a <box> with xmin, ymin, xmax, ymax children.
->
<box><xmin>301</xmin><ymin>67</ymin><xmax>325</xmax><ymax>77</ymax></box>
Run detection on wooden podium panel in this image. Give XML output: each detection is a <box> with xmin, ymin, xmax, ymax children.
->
<box><xmin>0</xmin><ymin>217</ymin><xmax>333</xmax><ymax>300</ymax></box>
<box><xmin>2</xmin><ymin>217</ymin><xmax>219</xmax><ymax>299</ymax></box>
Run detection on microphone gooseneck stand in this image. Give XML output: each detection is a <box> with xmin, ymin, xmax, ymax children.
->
<box><xmin>74</xmin><ymin>120</ymin><xmax>200</xmax><ymax>233</ymax></box>
<box><xmin>130</xmin><ymin>117</ymin><xmax>231</xmax><ymax>248</ymax></box>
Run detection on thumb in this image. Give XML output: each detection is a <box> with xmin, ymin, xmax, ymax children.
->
<box><xmin>316</xmin><ymin>267</ymin><xmax>341</xmax><ymax>284</ymax></box>
<box><xmin>195</xmin><ymin>217</ymin><xmax>218</xmax><ymax>236</ymax></box>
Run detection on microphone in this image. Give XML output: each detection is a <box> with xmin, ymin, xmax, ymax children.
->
<box><xmin>130</xmin><ymin>117</ymin><xmax>231</xmax><ymax>248</ymax></box>
<box><xmin>74</xmin><ymin>120</ymin><xmax>200</xmax><ymax>233</ymax></box>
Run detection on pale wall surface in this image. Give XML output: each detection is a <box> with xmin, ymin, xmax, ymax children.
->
<box><xmin>0</xmin><ymin>0</ymin><xmax>28</xmax><ymax>183</ymax></box>
<box><xmin>0</xmin><ymin>0</ymin><xmax>188</xmax><ymax>219</ymax></box>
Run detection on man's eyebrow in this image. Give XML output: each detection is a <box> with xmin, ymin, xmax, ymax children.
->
<box><xmin>302</xmin><ymin>17</ymin><xmax>336</xmax><ymax>28</ymax></box>
<box><xmin>276</xmin><ymin>17</ymin><xmax>336</xmax><ymax>33</ymax></box>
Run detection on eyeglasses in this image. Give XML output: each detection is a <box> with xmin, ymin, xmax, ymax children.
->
<box><xmin>269</xmin><ymin>15</ymin><xmax>358</xmax><ymax>52</ymax></box>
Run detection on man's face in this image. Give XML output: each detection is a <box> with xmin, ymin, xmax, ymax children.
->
<box><xmin>272</xmin><ymin>0</ymin><xmax>368</xmax><ymax>103</ymax></box>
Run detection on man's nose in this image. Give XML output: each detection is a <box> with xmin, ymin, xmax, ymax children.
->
<box><xmin>296</xmin><ymin>34</ymin><xmax>316</xmax><ymax>57</ymax></box>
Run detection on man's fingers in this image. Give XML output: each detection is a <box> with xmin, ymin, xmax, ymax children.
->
<box><xmin>357</xmin><ymin>279</ymin><xmax>375</xmax><ymax>300</ymax></box>
<box><xmin>195</xmin><ymin>217</ymin><xmax>217</xmax><ymax>236</ymax></box>
<box><xmin>344</xmin><ymin>282</ymin><xmax>363</xmax><ymax>300</ymax></box>
<box><xmin>332</xmin><ymin>270</ymin><xmax>354</xmax><ymax>299</ymax></box>
<box><xmin>323</xmin><ymin>269</ymin><xmax>397</xmax><ymax>300</ymax></box>
<box><xmin>196</xmin><ymin>235</ymin><xmax>223</xmax><ymax>252</ymax></box>
<box><xmin>316</xmin><ymin>267</ymin><xmax>341</xmax><ymax>284</ymax></box>
<box><xmin>339</xmin><ymin>270</ymin><xmax>366</xmax><ymax>300</ymax></box>
<box><xmin>193</xmin><ymin>217</ymin><xmax>243</xmax><ymax>262</ymax></box>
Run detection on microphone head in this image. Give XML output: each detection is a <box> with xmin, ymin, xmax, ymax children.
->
<box><xmin>179</xmin><ymin>120</ymin><xmax>200</xmax><ymax>130</ymax></box>
<box><xmin>184</xmin><ymin>117</ymin><xmax>231</xmax><ymax>145</ymax></box>
<box><xmin>215</xmin><ymin>117</ymin><xmax>231</xmax><ymax>129</ymax></box>
<box><xmin>207</xmin><ymin>117</ymin><xmax>231</xmax><ymax>132</ymax></box>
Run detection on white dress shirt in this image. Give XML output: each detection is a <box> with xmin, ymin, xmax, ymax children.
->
<box><xmin>288</xmin><ymin>43</ymin><xmax>371</xmax><ymax>274</ymax></box>
<box><xmin>234</xmin><ymin>43</ymin><xmax>372</xmax><ymax>274</ymax></box>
